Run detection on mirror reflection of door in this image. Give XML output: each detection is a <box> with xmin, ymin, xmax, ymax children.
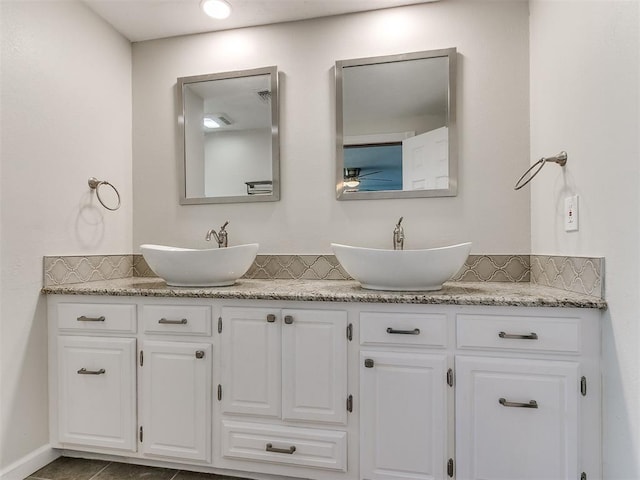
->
<box><xmin>402</xmin><ymin>126</ymin><xmax>449</xmax><ymax>190</ymax></box>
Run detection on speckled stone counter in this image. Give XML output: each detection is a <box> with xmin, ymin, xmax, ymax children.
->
<box><xmin>41</xmin><ymin>278</ymin><xmax>607</xmax><ymax>309</ymax></box>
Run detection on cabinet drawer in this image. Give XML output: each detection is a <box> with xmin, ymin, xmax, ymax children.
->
<box><xmin>142</xmin><ymin>305</ymin><xmax>212</xmax><ymax>335</ymax></box>
<box><xmin>456</xmin><ymin>314</ymin><xmax>580</xmax><ymax>353</ymax></box>
<box><xmin>360</xmin><ymin>312</ymin><xmax>447</xmax><ymax>347</ymax></box>
<box><xmin>222</xmin><ymin>420</ymin><xmax>347</xmax><ymax>471</ymax></box>
<box><xmin>57</xmin><ymin>303</ymin><xmax>136</xmax><ymax>333</ymax></box>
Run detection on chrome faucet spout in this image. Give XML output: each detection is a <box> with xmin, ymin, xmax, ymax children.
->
<box><xmin>206</xmin><ymin>221</ymin><xmax>229</xmax><ymax>248</ymax></box>
<box><xmin>393</xmin><ymin>217</ymin><xmax>404</xmax><ymax>250</ymax></box>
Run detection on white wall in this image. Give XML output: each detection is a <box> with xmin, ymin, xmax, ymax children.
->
<box><xmin>132</xmin><ymin>0</ymin><xmax>530</xmax><ymax>254</ymax></box>
<box><xmin>0</xmin><ymin>0</ymin><xmax>132</xmax><ymax>471</ymax></box>
<box><xmin>204</xmin><ymin>129</ymin><xmax>272</xmax><ymax>197</ymax></box>
<box><xmin>530</xmin><ymin>1</ymin><xmax>640</xmax><ymax>479</ymax></box>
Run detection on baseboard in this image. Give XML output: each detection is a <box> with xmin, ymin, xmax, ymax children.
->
<box><xmin>0</xmin><ymin>445</ymin><xmax>60</xmax><ymax>480</ymax></box>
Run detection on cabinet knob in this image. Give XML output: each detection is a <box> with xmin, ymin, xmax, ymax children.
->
<box><xmin>195</xmin><ymin>350</ymin><xmax>205</xmax><ymax>359</ymax></box>
<box><xmin>284</xmin><ymin>315</ymin><xmax>294</xmax><ymax>324</ymax></box>
<box><xmin>267</xmin><ymin>314</ymin><xmax>276</xmax><ymax>323</ymax></box>
<box><xmin>364</xmin><ymin>358</ymin><xmax>374</xmax><ymax>368</ymax></box>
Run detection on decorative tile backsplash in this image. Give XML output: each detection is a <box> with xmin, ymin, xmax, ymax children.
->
<box><xmin>244</xmin><ymin>255</ymin><xmax>350</xmax><ymax>280</ymax></box>
<box><xmin>44</xmin><ymin>255</ymin><xmax>134</xmax><ymax>286</ymax></box>
<box><xmin>43</xmin><ymin>253</ymin><xmax>604</xmax><ymax>298</ymax></box>
<box><xmin>531</xmin><ymin>255</ymin><xmax>604</xmax><ymax>297</ymax></box>
<box><xmin>452</xmin><ymin>255</ymin><xmax>530</xmax><ymax>282</ymax></box>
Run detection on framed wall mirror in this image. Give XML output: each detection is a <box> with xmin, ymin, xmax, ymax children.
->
<box><xmin>178</xmin><ymin>66</ymin><xmax>279</xmax><ymax>204</ymax></box>
<box><xmin>335</xmin><ymin>48</ymin><xmax>457</xmax><ymax>200</ymax></box>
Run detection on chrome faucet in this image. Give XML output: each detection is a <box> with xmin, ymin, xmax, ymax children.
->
<box><xmin>206</xmin><ymin>221</ymin><xmax>229</xmax><ymax>248</ymax></box>
<box><xmin>393</xmin><ymin>217</ymin><xmax>404</xmax><ymax>250</ymax></box>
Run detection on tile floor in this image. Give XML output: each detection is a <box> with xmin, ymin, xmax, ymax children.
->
<box><xmin>26</xmin><ymin>456</ymin><xmax>254</xmax><ymax>480</ymax></box>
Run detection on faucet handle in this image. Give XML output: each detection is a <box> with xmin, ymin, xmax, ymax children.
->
<box><xmin>221</xmin><ymin>220</ymin><xmax>229</xmax><ymax>231</ymax></box>
<box><xmin>396</xmin><ymin>216</ymin><xmax>403</xmax><ymax>227</ymax></box>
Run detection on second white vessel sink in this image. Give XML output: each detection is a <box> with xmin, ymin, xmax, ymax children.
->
<box><xmin>140</xmin><ymin>243</ymin><xmax>259</xmax><ymax>287</ymax></box>
<box><xmin>331</xmin><ymin>242</ymin><xmax>472</xmax><ymax>291</ymax></box>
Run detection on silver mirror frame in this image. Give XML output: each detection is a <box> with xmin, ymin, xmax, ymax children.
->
<box><xmin>177</xmin><ymin>66</ymin><xmax>280</xmax><ymax>205</ymax></box>
<box><xmin>335</xmin><ymin>48</ymin><xmax>457</xmax><ymax>200</ymax></box>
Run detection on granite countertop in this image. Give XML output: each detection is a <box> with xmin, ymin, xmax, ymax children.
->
<box><xmin>41</xmin><ymin>277</ymin><xmax>607</xmax><ymax>309</ymax></box>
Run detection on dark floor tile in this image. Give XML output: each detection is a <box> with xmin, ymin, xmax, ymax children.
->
<box><xmin>93</xmin><ymin>462</ymin><xmax>177</xmax><ymax>480</ymax></box>
<box><xmin>29</xmin><ymin>457</ymin><xmax>109</xmax><ymax>480</ymax></box>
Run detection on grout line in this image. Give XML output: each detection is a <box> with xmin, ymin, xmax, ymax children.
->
<box><xmin>168</xmin><ymin>471</ymin><xmax>181</xmax><ymax>480</ymax></box>
<box><xmin>87</xmin><ymin>462</ymin><xmax>112</xmax><ymax>480</ymax></box>
<box><xmin>26</xmin><ymin>477</ymin><xmax>50</xmax><ymax>480</ymax></box>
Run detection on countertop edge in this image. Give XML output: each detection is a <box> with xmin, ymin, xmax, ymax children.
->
<box><xmin>40</xmin><ymin>278</ymin><xmax>608</xmax><ymax>310</ymax></box>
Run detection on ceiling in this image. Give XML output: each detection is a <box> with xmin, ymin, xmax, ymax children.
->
<box><xmin>83</xmin><ymin>0</ymin><xmax>438</xmax><ymax>43</ymax></box>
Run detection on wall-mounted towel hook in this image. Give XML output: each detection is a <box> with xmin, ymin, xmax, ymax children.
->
<box><xmin>514</xmin><ymin>151</ymin><xmax>567</xmax><ymax>190</ymax></box>
<box><xmin>88</xmin><ymin>177</ymin><xmax>121</xmax><ymax>211</ymax></box>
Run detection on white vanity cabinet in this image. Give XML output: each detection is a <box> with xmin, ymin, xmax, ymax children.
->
<box><xmin>357</xmin><ymin>307</ymin><xmax>601</xmax><ymax>480</ymax></box>
<box><xmin>46</xmin><ymin>292</ymin><xmax>602</xmax><ymax>480</ymax></box>
<box><xmin>218</xmin><ymin>306</ymin><xmax>350</xmax><ymax>473</ymax></box>
<box><xmin>51</xmin><ymin>302</ymin><xmax>138</xmax><ymax>453</ymax></box>
<box><xmin>454</xmin><ymin>310</ymin><xmax>601</xmax><ymax>480</ymax></box>
<box><xmin>57</xmin><ymin>335</ymin><xmax>137</xmax><ymax>451</ymax></box>
<box><xmin>138</xmin><ymin>303</ymin><xmax>214</xmax><ymax>463</ymax></box>
<box><xmin>455</xmin><ymin>356</ymin><xmax>579</xmax><ymax>480</ymax></box>
<box><xmin>220</xmin><ymin>307</ymin><xmax>348</xmax><ymax>424</ymax></box>
<box><xmin>359</xmin><ymin>311</ymin><xmax>452</xmax><ymax>480</ymax></box>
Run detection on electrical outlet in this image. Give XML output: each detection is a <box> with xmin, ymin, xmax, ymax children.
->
<box><xmin>564</xmin><ymin>195</ymin><xmax>579</xmax><ymax>232</ymax></box>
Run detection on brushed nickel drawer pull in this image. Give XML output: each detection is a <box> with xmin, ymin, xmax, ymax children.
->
<box><xmin>158</xmin><ymin>318</ymin><xmax>188</xmax><ymax>325</ymax></box>
<box><xmin>499</xmin><ymin>397</ymin><xmax>538</xmax><ymax>408</ymax></box>
<box><xmin>266</xmin><ymin>443</ymin><xmax>296</xmax><ymax>454</ymax></box>
<box><xmin>77</xmin><ymin>368</ymin><xmax>106</xmax><ymax>375</ymax></box>
<box><xmin>77</xmin><ymin>315</ymin><xmax>105</xmax><ymax>322</ymax></box>
<box><xmin>386</xmin><ymin>327</ymin><xmax>420</xmax><ymax>335</ymax></box>
<box><xmin>498</xmin><ymin>331</ymin><xmax>538</xmax><ymax>340</ymax></box>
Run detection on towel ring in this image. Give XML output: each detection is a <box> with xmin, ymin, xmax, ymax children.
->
<box><xmin>88</xmin><ymin>177</ymin><xmax>121</xmax><ymax>211</ymax></box>
<box><xmin>514</xmin><ymin>151</ymin><xmax>568</xmax><ymax>190</ymax></box>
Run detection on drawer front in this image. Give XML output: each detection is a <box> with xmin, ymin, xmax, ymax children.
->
<box><xmin>142</xmin><ymin>305</ymin><xmax>212</xmax><ymax>335</ymax></box>
<box><xmin>456</xmin><ymin>314</ymin><xmax>581</xmax><ymax>353</ymax></box>
<box><xmin>57</xmin><ymin>303</ymin><xmax>136</xmax><ymax>333</ymax></box>
<box><xmin>222</xmin><ymin>420</ymin><xmax>347</xmax><ymax>471</ymax></box>
<box><xmin>360</xmin><ymin>312</ymin><xmax>448</xmax><ymax>347</ymax></box>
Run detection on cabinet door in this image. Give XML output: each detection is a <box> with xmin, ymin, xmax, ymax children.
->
<box><xmin>58</xmin><ymin>336</ymin><xmax>136</xmax><ymax>451</ymax></box>
<box><xmin>456</xmin><ymin>356</ymin><xmax>579</xmax><ymax>480</ymax></box>
<box><xmin>282</xmin><ymin>309</ymin><xmax>348</xmax><ymax>424</ymax></box>
<box><xmin>221</xmin><ymin>307</ymin><xmax>281</xmax><ymax>417</ymax></box>
<box><xmin>140</xmin><ymin>341</ymin><xmax>212</xmax><ymax>462</ymax></box>
<box><xmin>360</xmin><ymin>351</ymin><xmax>449</xmax><ymax>480</ymax></box>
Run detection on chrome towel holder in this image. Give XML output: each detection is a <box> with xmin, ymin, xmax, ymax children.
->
<box><xmin>88</xmin><ymin>177</ymin><xmax>121</xmax><ymax>211</ymax></box>
<box><xmin>514</xmin><ymin>151</ymin><xmax>568</xmax><ymax>190</ymax></box>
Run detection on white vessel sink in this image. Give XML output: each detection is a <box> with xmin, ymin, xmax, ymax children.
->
<box><xmin>331</xmin><ymin>242</ymin><xmax>472</xmax><ymax>291</ymax></box>
<box><xmin>140</xmin><ymin>243</ymin><xmax>259</xmax><ymax>287</ymax></box>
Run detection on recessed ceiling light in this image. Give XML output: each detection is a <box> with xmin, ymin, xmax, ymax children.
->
<box><xmin>200</xmin><ymin>0</ymin><xmax>232</xmax><ymax>19</ymax></box>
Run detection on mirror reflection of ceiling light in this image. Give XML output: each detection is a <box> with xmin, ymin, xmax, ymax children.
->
<box><xmin>344</xmin><ymin>178</ymin><xmax>360</xmax><ymax>188</ymax></box>
<box><xmin>203</xmin><ymin>117</ymin><xmax>221</xmax><ymax>129</ymax></box>
<box><xmin>203</xmin><ymin>113</ymin><xmax>233</xmax><ymax>130</ymax></box>
<box><xmin>200</xmin><ymin>0</ymin><xmax>232</xmax><ymax>19</ymax></box>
